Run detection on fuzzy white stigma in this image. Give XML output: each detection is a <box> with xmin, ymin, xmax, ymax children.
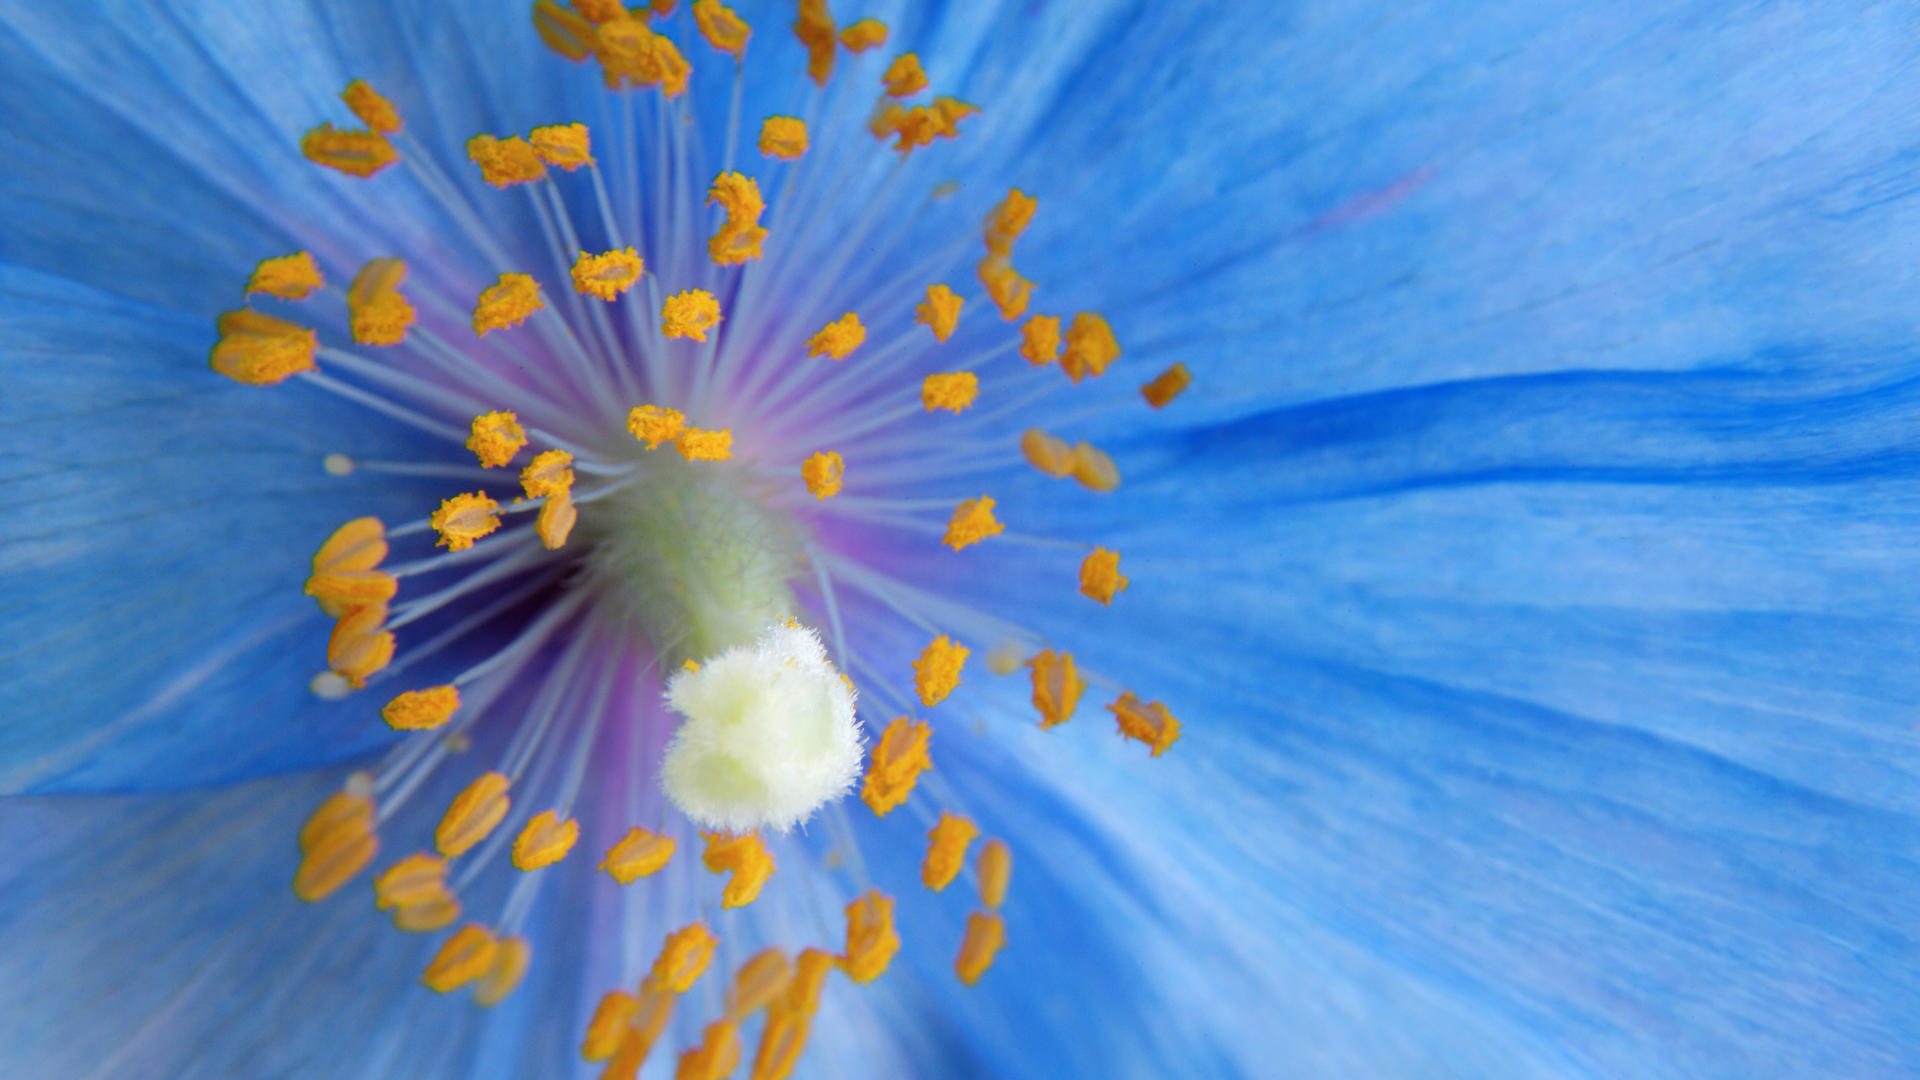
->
<box><xmin>660</xmin><ymin>620</ymin><xmax>863</xmax><ymax>834</ymax></box>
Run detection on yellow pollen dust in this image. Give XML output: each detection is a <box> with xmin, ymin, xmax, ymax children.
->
<box><xmin>915</xmin><ymin>283</ymin><xmax>963</xmax><ymax>342</ymax></box>
<box><xmin>882</xmin><ymin>53</ymin><xmax>928</xmax><ymax>98</ymax></box>
<box><xmin>210</xmin><ymin>308</ymin><xmax>318</xmax><ymax>385</ymax></box>
<box><xmin>1061</xmin><ymin>312</ymin><xmax>1121</xmax><ymax>382</ymax></box>
<box><xmin>662</xmin><ymin>288</ymin><xmax>724</xmax><ymax>339</ymax></box>
<box><xmin>860</xmin><ymin>716</ymin><xmax>932</xmax><ymax>816</ymax></box>
<box><xmin>922</xmin><ymin>812</ymin><xmax>978</xmax><ymax>892</ymax></box>
<box><xmin>726</xmin><ymin>948</ymin><xmax>795</xmax><ymax>1020</ymax></box>
<box><xmin>1070</xmin><ymin>441</ymin><xmax>1121</xmax><ymax>492</ymax></box>
<box><xmin>327</xmin><ymin>604</ymin><xmax>395</xmax><ymax>688</ymax></box>
<box><xmin>534</xmin><ymin>0</ymin><xmax>597</xmax><ymax>60</ymax></box>
<box><xmin>303</xmin><ymin>567</ymin><xmax>397</xmax><ymax>619</ymax></box>
<box><xmin>1109</xmin><ymin>691</ymin><xmax>1181</xmax><ymax>756</ymax></box>
<box><xmin>431</xmin><ymin>492</ymin><xmax>502</xmax><ymax>551</ymax></box>
<box><xmin>293</xmin><ymin>787</ymin><xmax>377</xmax><ymax>901</ymax></box>
<box><xmin>985</xmin><ymin>189</ymin><xmax>1037</xmax><ymax>257</ymax></box>
<box><xmin>678</xmin><ymin>1019</ymin><xmax>743</xmax><ymax>1080</ymax></box>
<box><xmin>595</xmin><ymin>17</ymin><xmax>691</xmax><ymax>97</ymax></box>
<box><xmin>572</xmin><ymin>247</ymin><xmax>645</xmax><ymax>300</ymax></box>
<box><xmin>521</xmin><ymin>448</ymin><xmax>575</xmax><ymax>499</ymax></box>
<box><xmin>1142</xmin><ymin>361</ymin><xmax>1192</xmax><ymax>408</ymax></box>
<box><xmin>348</xmin><ymin>257</ymin><xmax>415</xmax><ymax>346</ymax></box>
<box><xmin>758</xmin><ymin>116</ymin><xmax>808</xmax><ymax>159</ymax></box>
<box><xmin>921</xmin><ymin>371</ymin><xmax>979</xmax><ymax>413</ymax></box>
<box><xmin>436</xmin><ymin>771</ymin><xmax>512</xmax><ymax>857</ymax></box>
<box><xmin>472</xmin><ymin>272</ymin><xmax>545</xmax><ymax>335</ymax></box>
<box><xmin>793</xmin><ymin>0</ymin><xmax>837</xmax><ymax>86</ymax></box>
<box><xmin>838</xmin><ymin>890</ymin><xmax>900</xmax><ymax>983</ymax></box>
<box><xmin>628</xmin><ymin>404</ymin><xmax>687</xmax><ymax>448</ymax></box>
<box><xmin>806</xmin><ymin>312</ymin><xmax>865</xmax><ymax>360</ymax></box>
<box><xmin>1027</xmin><ymin>649</ymin><xmax>1086</xmax><ymax>728</ymax></box>
<box><xmin>467</xmin><ymin>410</ymin><xmax>527</xmax><ymax>467</ymax></box>
<box><xmin>529</xmin><ymin>121</ymin><xmax>593</xmax><ymax>169</ymax></box>
<box><xmin>467</xmin><ymin>134</ymin><xmax>548</xmax><ymax>187</ymax></box>
<box><xmin>978</xmin><ymin>256</ymin><xmax>1034</xmax><ymax>322</ymax></box>
<box><xmin>913</xmin><ymin>635</ymin><xmax>969</xmax><ymax>706</ymax></box>
<box><xmin>1080</xmin><ymin>547</ymin><xmax>1129</xmax><ymax>605</ymax></box>
<box><xmin>800</xmin><ymin>450</ymin><xmax>844</xmax><ymax>499</ymax></box>
<box><xmin>536</xmin><ymin>488</ymin><xmax>578</xmax><ymax>550</ymax></box>
<box><xmin>302</xmin><ymin>124</ymin><xmax>398</xmax><ymax>178</ymax></box>
<box><xmin>423</xmin><ymin>924</ymin><xmax>498</xmax><ymax>993</ymax></box>
<box><xmin>693</xmin><ymin>0</ymin><xmax>751</xmax><ymax>57</ymax></box>
<box><xmin>512</xmin><ymin>809</ymin><xmax>580</xmax><ymax>871</ymax></box>
<box><xmin>652</xmin><ymin>921</ymin><xmax>720</xmax><ymax>993</ymax></box>
<box><xmin>1019</xmin><ymin>428</ymin><xmax>1075</xmax><ymax>478</ymax></box>
<box><xmin>955</xmin><ymin>911</ymin><xmax>1006</xmax><ymax>986</ymax></box>
<box><xmin>1020</xmin><ymin>313</ymin><xmax>1062</xmax><ymax>366</ymax></box>
<box><xmin>839</xmin><ymin>17</ymin><xmax>887</xmax><ymax>51</ymax></box>
<box><xmin>943</xmin><ymin>496</ymin><xmax>1004</xmax><ymax>551</ymax></box>
<box><xmin>383</xmin><ymin>685</ymin><xmax>461</xmax><ymax>730</ymax></box>
<box><xmin>474</xmin><ymin>935</ymin><xmax>533</xmax><ymax>1007</ymax></box>
<box><xmin>342</xmin><ymin>80</ymin><xmax>403</xmax><ymax>134</ymax></box>
<box><xmin>675</xmin><ymin>426</ymin><xmax>734</xmax><ymax>462</ymax></box>
<box><xmin>977</xmin><ymin>839</ymin><xmax>1012</xmax><ymax>909</ymax></box>
<box><xmin>602</xmin><ymin>826</ymin><xmax>677</xmax><ymax>884</ymax></box>
<box><xmin>702</xmin><ymin>831</ymin><xmax>775</xmax><ymax>908</ymax></box>
<box><xmin>707</xmin><ymin>171</ymin><xmax>768</xmax><ymax>264</ymax></box>
<box><xmin>246</xmin><ymin>251</ymin><xmax>324</xmax><ymax>300</ymax></box>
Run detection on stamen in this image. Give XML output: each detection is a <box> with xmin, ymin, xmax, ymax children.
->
<box><xmin>473</xmin><ymin>935</ymin><xmax>532</xmax><ymax>1006</ymax></box>
<box><xmin>707</xmin><ymin>172</ymin><xmax>768</xmax><ymax>264</ymax></box>
<box><xmin>466</xmin><ymin>411</ymin><xmax>528</xmax><ymax>467</ymax></box>
<box><xmin>1108</xmin><ymin>692</ymin><xmax>1181</xmax><ymax>756</ymax></box>
<box><xmin>662</xmin><ymin>289</ymin><xmax>724</xmax><ymax>340</ymax></box>
<box><xmin>920</xmin><ymin>371</ymin><xmax>979</xmax><ymax>413</ymax></box>
<box><xmin>374</xmin><ymin>852</ymin><xmax>459</xmax><ymax>931</ymax></box>
<box><xmin>725</xmin><ymin>948</ymin><xmax>794</xmax><ymax>1018</ymax></box>
<box><xmin>837</xmin><ymin>890</ymin><xmax>899</xmax><ymax>983</ymax></box>
<box><xmin>574</xmin><ymin>0</ymin><xmax>627</xmax><ymax>23</ymax></box>
<box><xmin>472</xmin><ymin>272</ymin><xmax>546</xmax><ymax>335</ymax></box>
<box><xmin>677</xmin><ymin>1019</ymin><xmax>743</xmax><ymax>1080</ymax></box>
<box><xmin>430</xmin><ymin>492</ymin><xmax>503</xmax><ymax>551</ymax></box>
<box><xmin>596</xmin><ymin>17</ymin><xmax>690</xmax><ymax>97</ymax></box>
<box><xmin>1141</xmin><ymin>361</ymin><xmax>1192</xmax><ymax>408</ymax></box>
<box><xmin>881</xmin><ymin>53</ymin><xmax>927</xmax><ymax>98</ymax></box>
<box><xmin>627</xmin><ymin>404</ymin><xmax>687</xmax><ymax>449</ymax></box>
<box><xmin>1020</xmin><ymin>314</ymin><xmax>1061</xmax><ymax>366</ymax></box>
<box><xmin>942</xmin><ymin>496</ymin><xmax>1004</xmax><ymax>550</ymax></box>
<box><xmin>806</xmin><ymin>312</ymin><xmax>865</xmax><ymax>360</ymax></box>
<box><xmin>583</xmin><ymin>990</ymin><xmax>640</xmax><ymax>1061</ymax></box>
<box><xmin>674</xmin><ymin>427</ymin><xmax>734</xmax><ymax>462</ymax></box>
<box><xmin>702</xmin><ymin>830</ymin><xmax>775</xmax><ymax>908</ymax></box>
<box><xmin>914</xmin><ymin>283</ymin><xmax>963</xmax><ymax>342</ymax></box>
<box><xmin>246</xmin><ymin>252</ymin><xmax>324</xmax><ymax>300</ymax></box>
<box><xmin>571</xmin><ymin>247</ymin><xmax>645</xmax><ymax>300</ymax></box>
<box><xmin>783</xmin><ymin>948</ymin><xmax>835</xmax><ymax>1015</ymax></box>
<box><xmin>435</xmin><ymin>771</ymin><xmax>512</xmax><ymax>857</ymax></box>
<box><xmin>793</xmin><ymin>0</ymin><xmax>837</xmax><ymax>86</ymax></box>
<box><xmin>758</xmin><ymin>116</ymin><xmax>808</xmax><ymax>160</ymax></box>
<box><xmin>601</xmin><ymin>825</ymin><xmax>677</xmax><ymax>883</ymax></box>
<box><xmin>1079</xmin><ymin>547</ymin><xmax>1128</xmax><ymax>604</ymax></box>
<box><xmin>304</xmin><ymin>568</ymin><xmax>398</xmax><ymax>618</ymax></box>
<box><xmin>423</xmin><ymin>924</ymin><xmax>498</xmax><ymax>992</ymax></box>
<box><xmin>382</xmin><ymin>685</ymin><xmax>461</xmax><ymax>730</ymax></box>
<box><xmin>327</xmin><ymin>604</ymin><xmax>395</xmax><ymax>688</ymax></box>
<box><xmin>912</xmin><ymin>635</ymin><xmax>969</xmax><ymax>706</ymax></box>
<box><xmin>651</xmin><ymin>921</ymin><xmax>720</xmax><ymax>993</ymax></box>
<box><xmin>536</xmin><ymin>489</ymin><xmax>577</xmax><ymax>549</ymax></box>
<box><xmin>977</xmin><ymin>256</ymin><xmax>1034</xmax><ymax>321</ymax></box>
<box><xmin>293</xmin><ymin>786</ymin><xmax>378</xmax><ymax>901</ymax></box>
<box><xmin>954</xmin><ymin>911</ymin><xmax>1005</xmax><ymax>986</ymax></box>
<box><xmin>859</xmin><ymin>716</ymin><xmax>931</xmax><ymax>816</ymax></box>
<box><xmin>533</xmin><ymin>0</ymin><xmax>598</xmax><ymax>61</ymax></box>
<box><xmin>977</xmin><ymin>839</ymin><xmax>1011</xmax><ymax>909</ymax></box>
<box><xmin>341</xmin><ymin>80</ymin><xmax>403</xmax><ymax>134</ymax></box>
<box><xmin>468</xmin><ymin>134</ymin><xmax>549</xmax><ymax>187</ymax></box>
<box><xmin>1026</xmin><ymin>649</ymin><xmax>1084</xmax><ymax>728</ymax></box>
<box><xmin>511</xmin><ymin>809</ymin><xmax>580</xmax><ymax>870</ymax></box>
<box><xmin>210</xmin><ymin>308</ymin><xmax>317</xmax><ymax>385</ymax></box>
<box><xmin>800</xmin><ymin>450</ymin><xmax>844</xmax><ymax>498</ymax></box>
<box><xmin>1069</xmin><ymin>442</ymin><xmax>1121</xmax><ymax>492</ymax></box>
<box><xmin>1060</xmin><ymin>312</ymin><xmax>1120</xmax><ymax>382</ymax></box>
<box><xmin>301</xmin><ymin>124</ymin><xmax>397</xmax><ymax>177</ymax></box>
<box><xmin>602</xmin><ymin>980</ymin><xmax>677</xmax><ymax>1073</ymax></box>
<box><xmin>921</xmin><ymin>811</ymin><xmax>978</xmax><ymax>891</ymax></box>
<box><xmin>984</xmin><ymin>189</ymin><xmax>1036</xmax><ymax>257</ymax></box>
<box><xmin>529</xmin><ymin>122</ymin><xmax>593</xmax><ymax>170</ymax></box>
<box><xmin>838</xmin><ymin>18</ymin><xmax>887</xmax><ymax>51</ymax></box>
<box><xmin>520</xmin><ymin>449</ymin><xmax>576</xmax><ymax>498</ymax></box>
<box><xmin>1019</xmin><ymin>428</ymin><xmax>1075</xmax><ymax>478</ymax></box>
<box><xmin>693</xmin><ymin>0</ymin><xmax>751</xmax><ymax>57</ymax></box>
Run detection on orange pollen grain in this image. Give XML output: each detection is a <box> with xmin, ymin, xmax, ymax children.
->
<box><xmin>912</xmin><ymin>635</ymin><xmax>969</xmax><ymax>706</ymax></box>
<box><xmin>914</xmin><ymin>283</ymin><xmax>963</xmax><ymax>342</ymax></box>
<box><xmin>383</xmin><ymin>685</ymin><xmax>461</xmax><ymax>730</ymax></box>
<box><xmin>572</xmin><ymin>247</ymin><xmax>644</xmax><ymax>300</ymax></box>
<box><xmin>860</xmin><ymin>716</ymin><xmax>932</xmax><ymax>816</ymax></box>
<box><xmin>942</xmin><ymin>496</ymin><xmax>1004</xmax><ymax>551</ymax></box>
<box><xmin>1027</xmin><ymin>649</ymin><xmax>1086</xmax><ymax>729</ymax></box>
<box><xmin>210</xmin><ymin>308</ymin><xmax>317</xmax><ymax>385</ymax></box>
<box><xmin>1020</xmin><ymin>314</ymin><xmax>1062</xmax><ymax>365</ymax></box>
<box><xmin>800</xmin><ymin>450</ymin><xmax>844</xmax><ymax>499</ymax></box>
<box><xmin>662</xmin><ymin>288</ymin><xmax>724</xmax><ymax>339</ymax></box>
<box><xmin>511</xmin><ymin>809</ymin><xmax>580</xmax><ymax>871</ymax></box>
<box><xmin>1108</xmin><ymin>691</ymin><xmax>1182</xmax><ymax>756</ymax></box>
<box><xmin>882</xmin><ymin>53</ymin><xmax>928</xmax><ymax>98</ymax></box>
<box><xmin>837</xmin><ymin>890</ymin><xmax>900</xmax><ymax>984</ymax></box>
<box><xmin>758</xmin><ymin>116</ymin><xmax>808</xmax><ymax>159</ymax></box>
<box><xmin>955</xmin><ymin>911</ymin><xmax>1006</xmax><ymax>986</ymax></box>
<box><xmin>472</xmin><ymin>273</ymin><xmax>545</xmax><ymax>335</ymax></box>
<box><xmin>520</xmin><ymin>448</ymin><xmax>576</xmax><ymax>499</ymax></box>
<box><xmin>530</xmin><ymin>121</ymin><xmax>593</xmax><ymax>169</ymax></box>
<box><xmin>430</xmin><ymin>492</ymin><xmax>502</xmax><ymax>551</ymax></box>
<box><xmin>1061</xmin><ymin>311</ymin><xmax>1121</xmax><ymax>382</ymax></box>
<box><xmin>1079</xmin><ymin>546</ymin><xmax>1129</xmax><ymax>604</ymax></box>
<box><xmin>651</xmin><ymin>921</ymin><xmax>720</xmax><ymax>993</ymax></box>
<box><xmin>435</xmin><ymin>771</ymin><xmax>512</xmax><ymax>857</ymax></box>
<box><xmin>921</xmin><ymin>371</ymin><xmax>979</xmax><ymax>413</ymax></box>
<box><xmin>628</xmin><ymin>404</ymin><xmax>688</xmax><ymax>449</ymax></box>
<box><xmin>246</xmin><ymin>251</ymin><xmax>324</xmax><ymax>300</ymax></box>
<box><xmin>675</xmin><ymin>427</ymin><xmax>734</xmax><ymax>462</ymax></box>
<box><xmin>806</xmin><ymin>312</ymin><xmax>865</xmax><ymax>359</ymax></box>
<box><xmin>693</xmin><ymin>0</ymin><xmax>751</xmax><ymax>57</ymax></box>
<box><xmin>301</xmin><ymin>124</ymin><xmax>398</xmax><ymax>178</ymax></box>
<box><xmin>467</xmin><ymin>134</ymin><xmax>548</xmax><ymax>187</ymax></box>
<box><xmin>342</xmin><ymin>80</ymin><xmax>403</xmax><ymax>134</ymax></box>
<box><xmin>1142</xmin><ymin>361</ymin><xmax>1192</xmax><ymax>408</ymax></box>
<box><xmin>921</xmin><ymin>811</ymin><xmax>978</xmax><ymax>892</ymax></box>
<box><xmin>467</xmin><ymin>410</ymin><xmax>528</xmax><ymax>467</ymax></box>
<box><xmin>602</xmin><ymin>826</ymin><xmax>677</xmax><ymax>884</ymax></box>
<box><xmin>839</xmin><ymin>17</ymin><xmax>887</xmax><ymax>52</ymax></box>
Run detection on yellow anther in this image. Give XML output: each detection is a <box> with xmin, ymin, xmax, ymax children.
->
<box><xmin>881</xmin><ymin>53</ymin><xmax>927</xmax><ymax>98</ymax></box>
<box><xmin>467</xmin><ymin>410</ymin><xmax>527</xmax><ymax>468</ymax></box>
<box><xmin>943</xmin><ymin>496</ymin><xmax>1004</xmax><ymax>551</ymax></box>
<box><xmin>1019</xmin><ymin>428</ymin><xmax>1075</xmax><ymax>478</ymax></box>
<box><xmin>984</xmin><ymin>189</ymin><xmax>1037</xmax><ymax>257</ymax></box>
<box><xmin>662</xmin><ymin>288</ymin><xmax>723</xmax><ymax>339</ymax></box>
<box><xmin>293</xmin><ymin>789</ymin><xmax>377</xmax><ymax>901</ymax></box>
<box><xmin>1020</xmin><ymin>314</ymin><xmax>1061</xmax><ymax>366</ymax></box>
<box><xmin>374</xmin><ymin>852</ymin><xmax>449</xmax><ymax>910</ymax></box>
<box><xmin>472</xmin><ymin>272</ymin><xmax>545</xmax><ymax>335</ymax></box>
<box><xmin>627</xmin><ymin>404</ymin><xmax>687</xmax><ymax>449</ymax></box>
<box><xmin>920</xmin><ymin>371</ymin><xmax>979</xmax><ymax>414</ymax></box>
<box><xmin>601</xmin><ymin>825</ymin><xmax>677</xmax><ymax>883</ymax></box>
<box><xmin>466</xmin><ymin>133</ymin><xmax>548</xmax><ymax>187</ymax></box>
<box><xmin>430</xmin><ymin>492</ymin><xmax>502</xmax><ymax>551</ymax></box>
<box><xmin>837</xmin><ymin>890</ymin><xmax>900</xmax><ymax>984</ymax></box>
<box><xmin>341</xmin><ymin>80</ymin><xmax>402</xmax><ymax>134</ymax></box>
<box><xmin>868</xmin><ymin>100</ymin><xmax>907</xmax><ymax>140</ymax></box>
<box><xmin>709</xmin><ymin>172</ymin><xmax>766</xmax><ymax>225</ymax></box>
<box><xmin>473</xmin><ymin>934</ymin><xmax>532</xmax><ymax>1007</ymax></box>
<box><xmin>246</xmin><ymin>252</ymin><xmax>324</xmax><ymax>300</ymax></box>
<box><xmin>382</xmin><ymin>685</ymin><xmax>461</xmax><ymax>730</ymax></box>
<box><xmin>1069</xmin><ymin>441</ymin><xmax>1121</xmax><ymax>492</ymax></box>
<box><xmin>955</xmin><ymin>911</ymin><xmax>1006</xmax><ymax>986</ymax></box>
<box><xmin>675</xmin><ymin>427</ymin><xmax>734</xmax><ymax>462</ymax></box>
<box><xmin>922</xmin><ymin>811</ymin><xmax>978</xmax><ymax>892</ymax></box>
<box><xmin>1142</xmin><ymin>361</ymin><xmax>1192</xmax><ymax>408</ymax></box>
<box><xmin>782</xmin><ymin>948</ymin><xmax>835</xmax><ymax>1017</ymax></box>
<box><xmin>860</xmin><ymin>716</ymin><xmax>932</xmax><ymax>816</ymax></box>
<box><xmin>392</xmin><ymin>891</ymin><xmax>462</xmax><ymax>933</ymax></box>
<box><xmin>303</xmin><ymin>568</ymin><xmax>398</xmax><ymax>619</ymax></box>
<box><xmin>512</xmin><ymin>809</ymin><xmax>580</xmax><ymax>871</ymax></box>
<box><xmin>651</xmin><ymin>921</ymin><xmax>720</xmax><ymax>993</ymax></box>
<box><xmin>521</xmin><ymin>448</ymin><xmax>575</xmax><ymax>499</ymax></box>
<box><xmin>1108</xmin><ymin>691</ymin><xmax>1181</xmax><ymax>756</ymax></box>
<box><xmin>708</xmin><ymin>219</ymin><xmax>767</xmax><ymax>263</ymax></box>
<box><xmin>301</xmin><ymin>124</ymin><xmax>398</xmax><ymax>178</ymax></box>
<box><xmin>347</xmin><ymin>254</ymin><xmax>407</xmax><ymax>303</ymax></box>
<box><xmin>423</xmin><ymin>924</ymin><xmax>498</xmax><ymax>993</ymax></box>
<box><xmin>571</xmin><ymin>247</ymin><xmax>644</xmax><ymax>301</ymax></box>
<box><xmin>597</xmin><ymin>17</ymin><xmax>691</xmax><ymax>96</ymax></box>
<box><xmin>533</xmin><ymin>0</ymin><xmax>598</xmax><ymax>60</ymax></box>
<box><xmin>933</xmin><ymin>96</ymin><xmax>980</xmax><ymax>131</ymax></box>
<box><xmin>536</xmin><ymin>488</ymin><xmax>578</xmax><ymax>550</ymax></box>
<box><xmin>600</xmin><ymin>980</ymin><xmax>677</xmax><ymax>1075</ymax></box>
<box><xmin>806</xmin><ymin>312</ymin><xmax>865</xmax><ymax>360</ymax></box>
<box><xmin>838</xmin><ymin>17</ymin><xmax>887</xmax><ymax>51</ymax></box>
<box><xmin>800</xmin><ymin>450</ymin><xmax>844</xmax><ymax>499</ymax></box>
<box><xmin>977</xmin><ymin>839</ymin><xmax>1011</xmax><ymax>909</ymax></box>
<box><xmin>530</xmin><ymin>121</ymin><xmax>593</xmax><ymax>169</ymax></box>
<box><xmin>435</xmin><ymin>771</ymin><xmax>512</xmax><ymax>858</ymax></box>
<box><xmin>977</xmin><ymin>256</ymin><xmax>1034</xmax><ymax>321</ymax></box>
<box><xmin>677</xmin><ymin>1019</ymin><xmax>743</xmax><ymax>1080</ymax></box>
<box><xmin>793</xmin><ymin>0</ymin><xmax>837</xmax><ymax>86</ymax></box>
<box><xmin>890</xmin><ymin>104</ymin><xmax>943</xmax><ymax>153</ymax></box>
<box><xmin>574</xmin><ymin>0</ymin><xmax>627</xmax><ymax>22</ymax></box>
<box><xmin>582</xmin><ymin>990</ymin><xmax>640</xmax><ymax>1061</ymax></box>
<box><xmin>914</xmin><ymin>283</ymin><xmax>963</xmax><ymax>342</ymax></box>
<box><xmin>693</xmin><ymin>0</ymin><xmax>751</xmax><ymax>56</ymax></box>
<box><xmin>702</xmin><ymin>831</ymin><xmax>775</xmax><ymax>908</ymax></box>
<box><xmin>1027</xmin><ymin>648</ymin><xmax>1086</xmax><ymax>729</ymax></box>
<box><xmin>758</xmin><ymin>116</ymin><xmax>808</xmax><ymax>159</ymax></box>
<box><xmin>327</xmin><ymin>604</ymin><xmax>395</xmax><ymax>688</ymax></box>
<box><xmin>751</xmin><ymin>1009</ymin><xmax>812</xmax><ymax>1080</ymax></box>
<box><xmin>209</xmin><ymin>308</ymin><xmax>318</xmax><ymax>385</ymax></box>
<box><xmin>1079</xmin><ymin>546</ymin><xmax>1128</xmax><ymax>605</ymax></box>
<box><xmin>350</xmin><ymin>289</ymin><xmax>415</xmax><ymax>346</ymax></box>
<box><xmin>913</xmin><ymin>634</ymin><xmax>969</xmax><ymax>706</ymax></box>
<box><xmin>726</xmin><ymin>948</ymin><xmax>795</xmax><ymax>1019</ymax></box>
<box><xmin>1061</xmin><ymin>312</ymin><xmax>1120</xmax><ymax>382</ymax></box>
<box><xmin>314</xmin><ymin>518</ymin><xmax>387</xmax><ymax>575</ymax></box>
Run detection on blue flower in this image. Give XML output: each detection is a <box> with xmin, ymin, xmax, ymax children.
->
<box><xmin>3</xmin><ymin>1</ymin><xmax>1918</xmax><ymax>1078</ymax></box>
